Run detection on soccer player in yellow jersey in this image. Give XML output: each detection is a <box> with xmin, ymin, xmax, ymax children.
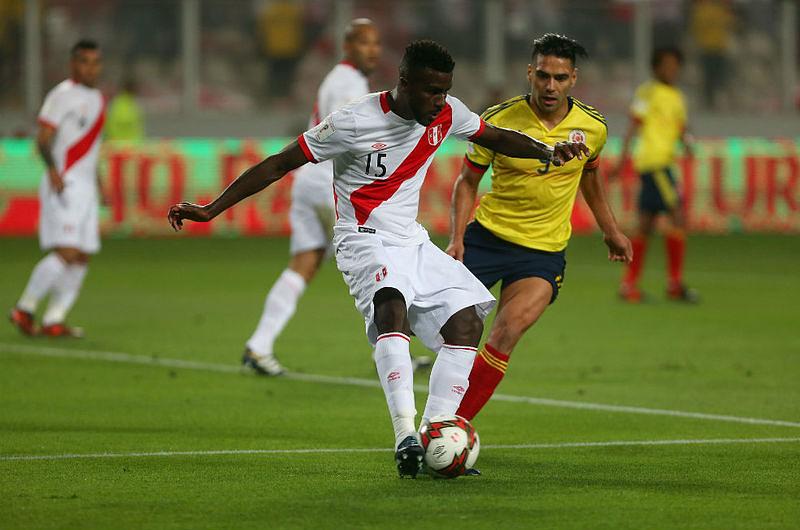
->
<box><xmin>615</xmin><ymin>47</ymin><xmax>697</xmax><ymax>303</ymax></box>
<box><xmin>446</xmin><ymin>34</ymin><xmax>632</xmax><ymax>420</ymax></box>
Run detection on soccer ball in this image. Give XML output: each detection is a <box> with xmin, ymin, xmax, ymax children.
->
<box><xmin>420</xmin><ymin>415</ymin><xmax>479</xmax><ymax>478</ymax></box>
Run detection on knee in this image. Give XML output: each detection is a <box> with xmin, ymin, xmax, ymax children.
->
<box><xmin>373</xmin><ymin>288</ymin><xmax>407</xmax><ymax>334</ymax></box>
<box><xmin>441</xmin><ymin>307</ymin><xmax>483</xmax><ymax>346</ymax></box>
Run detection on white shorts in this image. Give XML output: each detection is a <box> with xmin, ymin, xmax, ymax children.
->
<box><xmin>334</xmin><ymin>231</ymin><xmax>496</xmax><ymax>352</ymax></box>
<box><xmin>38</xmin><ymin>181</ymin><xmax>100</xmax><ymax>254</ymax></box>
<box><xmin>289</xmin><ymin>165</ymin><xmax>334</xmax><ymax>255</ymax></box>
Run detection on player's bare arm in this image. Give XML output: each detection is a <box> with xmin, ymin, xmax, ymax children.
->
<box><xmin>37</xmin><ymin>124</ymin><xmax>63</xmax><ymax>193</ymax></box>
<box><xmin>579</xmin><ymin>166</ymin><xmax>633</xmax><ymax>263</ymax></box>
<box><xmin>681</xmin><ymin>127</ymin><xmax>695</xmax><ymax>159</ymax></box>
<box><xmin>473</xmin><ymin>124</ymin><xmax>589</xmax><ymax>167</ymax></box>
<box><xmin>168</xmin><ymin>142</ymin><xmax>308</xmax><ymax>231</ymax></box>
<box><xmin>445</xmin><ymin>163</ymin><xmax>483</xmax><ymax>261</ymax></box>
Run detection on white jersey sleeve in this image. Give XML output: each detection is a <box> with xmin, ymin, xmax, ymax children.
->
<box><xmin>38</xmin><ymin>86</ymin><xmax>73</xmax><ymax>128</ymax></box>
<box><xmin>298</xmin><ymin>108</ymin><xmax>358</xmax><ymax>164</ymax></box>
<box><xmin>446</xmin><ymin>95</ymin><xmax>484</xmax><ymax>141</ymax></box>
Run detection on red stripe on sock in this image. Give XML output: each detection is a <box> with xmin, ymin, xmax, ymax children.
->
<box><xmin>484</xmin><ymin>343</ymin><xmax>509</xmax><ymax>362</ymax></box>
<box><xmin>376</xmin><ymin>332</ymin><xmax>410</xmax><ymax>343</ymax></box>
<box><xmin>442</xmin><ymin>344</ymin><xmax>478</xmax><ymax>352</ymax></box>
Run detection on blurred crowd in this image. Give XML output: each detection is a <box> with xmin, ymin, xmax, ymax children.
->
<box><xmin>0</xmin><ymin>0</ymin><xmax>795</xmax><ymax>124</ymax></box>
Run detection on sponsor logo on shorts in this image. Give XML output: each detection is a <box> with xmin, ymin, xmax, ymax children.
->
<box><xmin>387</xmin><ymin>371</ymin><xmax>400</xmax><ymax>382</ymax></box>
<box><xmin>358</xmin><ymin>226</ymin><xmax>376</xmax><ymax>234</ymax></box>
<box><xmin>371</xmin><ymin>142</ymin><xmax>388</xmax><ymax>150</ymax></box>
<box><xmin>451</xmin><ymin>385</ymin><xmax>465</xmax><ymax>395</ymax></box>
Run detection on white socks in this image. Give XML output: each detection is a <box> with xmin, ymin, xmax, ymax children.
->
<box><xmin>246</xmin><ymin>268</ymin><xmax>306</xmax><ymax>357</ymax></box>
<box><xmin>422</xmin><ymin>344</ymin><xmax>477</xmax><ymax>423</ymax></box>
<box><xmin>42</xmin><ymin>263</ymin><xmax>88</xmax><ymax>326</ymax></box>
<box><xmin>373</xmin><ymin>332</ymin><xmax>417</xmax><ymax>448</ymax></box>
<box><xmin>17</xmin><ymin>253</ymin><xmax>68</xmax><ymax>313</ymax></box>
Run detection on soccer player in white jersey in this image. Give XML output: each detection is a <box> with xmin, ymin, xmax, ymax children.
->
<box><xmin>9</xmin><ymin>40</ymin><xmax>105</xmax><ymax>338</ymax></box>
<box><xmin>168</xmin><ymin>40</ymin><xmax>588</xmax><ymax>477</ymax></box>
<box><xmin>242</xmin><ymin>19</ymin><xmax>382</xmax><ymax>376</ymax></box>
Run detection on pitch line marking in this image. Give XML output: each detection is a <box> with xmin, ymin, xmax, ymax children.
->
<box><xmin>1</xmin><ymin>437</ymin><xmax>798</xmax><ymax>462</ymax></box>
<box><xmin>2</xmin><ymin>342</ymin><xmax>799</xmax><ymax>429</ymax></box>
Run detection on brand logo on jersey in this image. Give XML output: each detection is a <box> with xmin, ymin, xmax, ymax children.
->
<box><xmin>311</xmin><ymin>116</ymin><xmax>336</xmax><ymax>142</ymax></box>
<box><xmin>371</xmin><ymin>142</ymin><xmax>388</xmax><ymax>150</ymax></box>
<box><xmin>358</xmin><ymin>226</ymin><xmax>376</xmax><ymax>234</ymax></box>
<box><xmin>451</xmin><ymin>385</ymin><xmax>465</xmax><ymax>395</ymax></box>
<box><xmin>427</xmin><ymin>124</ymin><xmax>443</xmax><ymax>146</ymax></box>
<box><xmin>568</xmin><ymin>129</ymin><xmax>586</xmax><ymax>144</ymax></box>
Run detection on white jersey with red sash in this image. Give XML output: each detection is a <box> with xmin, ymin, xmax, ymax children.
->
<box><xmin>38</xmin><ymin>79</ymin><xmax>105</xmax><ymax>191</ymax></box>
<box><xmin>37</xmin><ymin>79</ymin><xmax>105</xmax><ymax>253</ymax></box>
<box><xmin>299</xmin><ymin>91</ymin><xmax>485</xmax><ymax>246</ymax></box>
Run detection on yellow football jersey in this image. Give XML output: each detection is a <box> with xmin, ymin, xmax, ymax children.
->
<box><xmin>630</xmin><ymin>80</ymin><xmax>687</xmax><ymax>172</ymax></box>
<box><xmin>465</xmin><ymin>95</ymin><xmax>607</xmax><ymax>252</ymax></box>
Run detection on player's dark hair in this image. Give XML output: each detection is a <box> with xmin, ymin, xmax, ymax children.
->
<box><xmin>651</xmin><ymin>47</ymin><xmax>684</xmax><ymax>69</ymax></box>
<box><xmin>399</xmin><ymin>40</ymin><xmax>455</xmax><ymax>77</ymax></box>
<box><xmin>71</xmin><ymin>39</ymin><xmax>99</xmax><ymax>58</ymax></box>
<box><xmin>531</xmin><ymin>33</ymin><xmax>587</xmax><ymax>66</ymax></box>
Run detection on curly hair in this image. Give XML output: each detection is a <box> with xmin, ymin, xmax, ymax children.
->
<box><xmin>399</xmin><ymin>40</ymin><xmax>455</xmax><ymax>76</ymax></box>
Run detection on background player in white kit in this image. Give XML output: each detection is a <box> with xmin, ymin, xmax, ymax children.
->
<box><xmin>242</xmin><ymin>19</ymin><xmax>382</xmax><ymax>376</ymax></box>
<box><xmin>9</xmin><ymin>40</ymin><xmax>105</xmax><ymax>338</ymax></box>
<box><xmin>168</xmin><ymin>40</ymin><xmax>588</xmax><ymax>477</ymax></box>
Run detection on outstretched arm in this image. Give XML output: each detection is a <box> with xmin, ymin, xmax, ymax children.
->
<box><xmin>472</xmin><ymin>123</ymin><xmax>590</xmax><ymax>166</ymax></box>
<box><xmin>445</xmin><ymin>162</ymin><xmax>484</xmax><ymax>261</ymax></box>
<box><xmin>168</xmin><ymin>141</ymin><xmax>309</xmax><ymax>231</ymax></box>
<box><xmin>580</xmin><ymin>166</ymin><xmax>632</xmax><ymax>263</ymax></box>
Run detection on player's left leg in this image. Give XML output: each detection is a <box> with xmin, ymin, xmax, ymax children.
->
<box><xmin>456</xmin><ymin>277</ymin><xmax>552</xmax><ymax>420</ymax></box>
<box><xmin>243</xmin><ymin>248</ymin><xmax>325</xmax><ymax>375</ymax></box>
<box><xmin>40</xmin><ymin>248</ymin><xmax>89</xmax><ymax>337</ymax></box>
<box><xmin>664</xmin><ymin>201</ymin><xmax>699</xmax><ymax>302</ymax></box>
<box><xmin>243</xmin><ymin>183</ymin><xmax>333</xmax><ymax>374</ymax></box>
<box><xmin>420</xmin><ymin>306</ymin><xmax>483</xmax><ymax>422</ymax></box>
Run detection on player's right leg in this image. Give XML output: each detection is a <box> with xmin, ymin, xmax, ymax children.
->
<box><xmin>372</xmin><ymin>287</ymin><xmax>423</xmax><ymax>477</ymax></box>
<box><xmin>11</xmin><ymin>250</ymin><xmax>68</xmax><ymax>335</ymax></box>
<box><xmin>621</xmin><ymin>172</ymin><xmax>661</xmax><ymax>303</ymax></box>
<box><xmin>333</xmin><ymin>232</ymin><xmax>422</xmax><ymax>477</ymax></box>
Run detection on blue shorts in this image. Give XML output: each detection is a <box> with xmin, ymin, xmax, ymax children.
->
<box><xmin>639</xmin><ymin>167</ymin><xmax>682</xmax><ymax>214</ymax></box>
<box><xmin>462</xmin><ymin>221</ymin><xmax>566</xmax><ymax>303</ymax></box>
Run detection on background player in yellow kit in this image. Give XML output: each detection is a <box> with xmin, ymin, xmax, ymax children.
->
<box><xmin>445</xmin><ymin>34</ymin><xmax>632</xmax><ymax>420</ymax></box>
<box><xmin>615</xmin><ymin>47</ymin><xmax>697</xmax><ymax>304</ymax></box>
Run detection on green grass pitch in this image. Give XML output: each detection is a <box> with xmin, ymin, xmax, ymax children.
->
<box><xmin>1</xmin><ymin>234</ymin><xmax>798</xmax><ymax>529</ymax></box>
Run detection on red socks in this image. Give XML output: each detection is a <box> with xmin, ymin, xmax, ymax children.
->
<box><xmin>665</xmin><ymin>230</ymin><xmax>686</xmax><ymax>288</ymax></box>
<box><xmin>456</xmin><ymin>343</ymin><xmax>509</xmax><ymax>421</ymax></box>
<box><xmin>622</xmin><ymin>236</ymin><xmax>647</xmax><ymax>289</ymax></box>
